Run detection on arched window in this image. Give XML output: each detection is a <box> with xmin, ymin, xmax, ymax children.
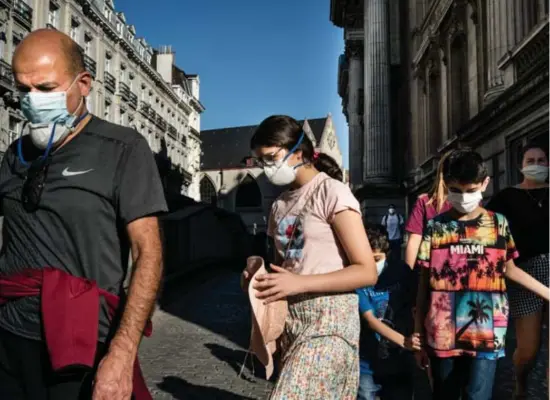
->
<box><xmin>200</xmin><ymin>176</ymin><xmax>217</xmax><ymax>206</ymax></box>
<box><xmin>235</xmin><ymin>174</ymin><xmax>262</xmax><ymax>209</ymax></box>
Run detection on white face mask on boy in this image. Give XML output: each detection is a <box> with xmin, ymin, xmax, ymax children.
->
<box><xmin>447</xmin><ymin>191</ymin><xmax>483</xmax><ymax>214</ymax></box>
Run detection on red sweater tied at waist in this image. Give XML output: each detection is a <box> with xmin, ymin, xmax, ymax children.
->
<box><xmin>0</xmin><ymin>267</ymin><xmax>153</xmax><ymax>400</ymax></box>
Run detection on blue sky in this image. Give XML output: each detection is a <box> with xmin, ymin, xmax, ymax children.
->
<box><xmin>115</xmin><ymin>0</ymin><xmax>349</xmax><ymax>167</ymax></box>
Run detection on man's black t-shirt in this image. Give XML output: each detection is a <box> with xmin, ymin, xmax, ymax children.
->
<box><xmin>0</xmin><ymin>116</ymin><xmax>168</xmax><ymax>341</ymax></box>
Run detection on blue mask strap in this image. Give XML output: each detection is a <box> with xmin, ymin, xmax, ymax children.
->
<box><xmin>283</xmin><ymin>132</ymin><xmax>305</xmax><ymax>162</ymax></box>
<box><xmin>17</xmin><ymin>111</ymin><xmax>89</xmax><ymax>167</ymax></box>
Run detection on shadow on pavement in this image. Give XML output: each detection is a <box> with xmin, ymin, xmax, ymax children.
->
<box><xmin>204</xmin><ymin>342</ymin><xmax>267</xmax><ymax>383</ymax></box>
<box><xmin>157</xmin><ymin>376</ymin><xmax>256</xmax><ymax>400</ymax></box>
<box><xmin>159</xmin><ymin>268</ymin><xmax>251</xmax><ymax>349</ymax></box>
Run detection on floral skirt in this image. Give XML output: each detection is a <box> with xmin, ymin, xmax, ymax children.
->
<box><xmin>269</xmin><ymin>292</ymin><xmax>360</xmax><ymax>400</ymax></box>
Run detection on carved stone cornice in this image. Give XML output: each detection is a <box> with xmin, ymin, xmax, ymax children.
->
<box><xmin>467</xmin><ymin>0</ymin><xmax>479</xmax><ymax>24</ymax></box>
<box><xmin>447</xmin><ymin>13</ymin><xmax>466</xmax><ymax>41</ymax></box>
<box><xmin>345</xmin><ymin>40</ymin><xmax>363</xmax><ymax>59</ymax></box>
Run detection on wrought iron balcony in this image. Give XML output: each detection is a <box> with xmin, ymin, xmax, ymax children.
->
<box><xmin>0</xmin><ymin>0</ymin><xmax>14</xmax><ymax>9</ymax></box>
<box><xmin>128</xmin><ymin>91</ymin><xmax>138</xmax><ymax>109</ymax></box>
<box><xmin>83</xmin><ymin>54</ymin><xmax>96</xmax><ymax>78</ymax></box>
<box><xmin>0</xmin><ymin>60</ymin><xmax>14</xmax><ymax>89</ymax></box>
<box><xmin>139</xmin><ymin>100</ymin><xmax>150</xmax><ymax>116</ymax></box>
<box><xmin>13</xmin><ymin>0</ymin><xmax>32</xmax><ymax>30</ymax></box>
<box><xmin>104</xmin><ymin>71</ymin><xmax>116</xmax><ymax>94</ymax></box>
<box><xmin>147</xmin><ymin>107</ymin><xmax>156</xmax><ymax>122</ymax></box>
<box><xmin>155</xmin><ymin>115</ymin><xmax>167</xmax><ymax>131</ymax></box>
<box><xmin>167</xmin><ymin>124</ymin><xmax>177</xmax><ymax>139</ymax></box>
<box><xmin>119</xmin><ymin>82</ymin><xmax>130</xmax><ymax>101</ymax></box>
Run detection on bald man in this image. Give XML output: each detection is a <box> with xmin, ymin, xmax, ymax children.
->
<box><xmin>0</xmin><ymin>29</ymin><xmax>166</xmax><ymax>399</ymax></box>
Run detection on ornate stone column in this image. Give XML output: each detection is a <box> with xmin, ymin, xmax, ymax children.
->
<box><xmin>362</xmin><ymin>0</ymin><xmax>392</xmax><ymax>183</ymax></box>
<box><xmin>515</xmin><ymin>0</ymin><xmax>537</xmax><ymax>39</ymax></box>
<box><xmin>346</xmin><ymin>40</ymin><xmax>363</xmax><ymax>187</ymax></box>
<box><xmin>486</xmin><ymin>0</ymin><xmax>524</xmax><ymax>100</ymax></box>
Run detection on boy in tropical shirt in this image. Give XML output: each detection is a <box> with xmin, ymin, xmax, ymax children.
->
<box><xmin>414</xmin><ymin>148</ymin><xmax>550</xmax><ymax>400</ymax></box>
<box><xmin>357</xmin><ymin>224</ymin><xmax>421</xmax><ymax>400</ymax></box>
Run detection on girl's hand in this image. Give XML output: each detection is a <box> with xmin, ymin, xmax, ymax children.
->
<box><xmin>414</xmin><ymin>348</ymin><xmax>430</xmax><ymax>370</ymax></box>
<box><xmin>240</xmin><ymin>263</ymin><xmax>257</xmax><ymax>292</ymax></box>
<box><xmin>253</xmin><ymin>265</ymin><xmax>306</xmax><ymax>304</ymax></box>
<box><xmin>404</xmin><ymin>333</ymin><xmax>422</xmax><ymax>351</ymax></box>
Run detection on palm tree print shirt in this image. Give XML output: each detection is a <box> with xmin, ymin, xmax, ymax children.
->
<box><xmin>416</xmin><ymin>211</ymin><xmax>519</xmax><ymax>359</ymax></box>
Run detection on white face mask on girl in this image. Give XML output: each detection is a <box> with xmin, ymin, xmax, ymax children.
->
<box><xmin>263</xmin><ymin>133</ymin><xmax>305</xmax><ymax>186</ymax></box>
<box><xmin>264</xmin><ymin>159</ymin><xmax>300</xmax><ymax>186</ymax></box>
<box><xmin>447</xmin><ymin>191</ymin><xmax>483</xmax><ymax>214</ymax></box>
<box><xmin>522</xmin><ymin>164</ymin><xmax>549</xmax><ymax>183</ymax></box>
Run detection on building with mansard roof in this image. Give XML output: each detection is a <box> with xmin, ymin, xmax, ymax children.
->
<box><xmin>199</xmin><ymin>114</ymin><xmax>342</xmax><ymax>233</ymax></box>
<box><xmin>0</xmin><ymin>0</ymin><xmax>204</xmax><ymax>201</ymax></box>
<box><xmin>331</xmin><ymin>0</ymin><xmax>548</xmax><ymax>219</ymax></box>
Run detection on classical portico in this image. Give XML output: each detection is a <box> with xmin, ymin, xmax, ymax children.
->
<box><xmin>331</xmin><ymin>0</ymin><xmax>405</xmax><ymax>222</ymax></box>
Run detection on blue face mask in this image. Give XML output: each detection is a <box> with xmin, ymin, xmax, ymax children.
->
<box><xmin>20</xmin><ymin>75</ymin><xmax>84</xmax><ymax>150</ymax></box>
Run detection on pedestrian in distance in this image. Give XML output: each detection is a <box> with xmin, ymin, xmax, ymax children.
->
<box><xmin>356</xmin><ymin>224</ymin><xmax>420</xmax><ymax>400</ymax></box>
<box><xmin>241</xmin><ymin>115</ymin><xmax>378</xmax><ymax>399</ymax></box>
<box><xmin>486</xmin><ymin>142</ymin><xmax>549</xmax><ymax>399</ymax></box>
<box><xmin>380</xmin><ymin>204</ymin><xmax>404</xmax><ymax>256</ymax></box>
<box><xmin>414</xmin><ymin>148</ymin><xmax>550</xmax><ymax>400</ymax></box>
<box><xmin>0</xmin><ymin>29</ymin><xmax>167</xmax><ymax>400</ymax></box>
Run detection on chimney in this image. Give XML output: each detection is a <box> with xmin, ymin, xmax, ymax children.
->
<box><xmin>155</xmin><ymin>45</ymin><xmax>174</xmax><ymax>83</ymax></box>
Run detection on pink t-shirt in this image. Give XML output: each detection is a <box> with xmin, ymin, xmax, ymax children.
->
<box><xmin>404</xmin><ymin>194</ymin><xmax>452</xmax><ymax>235</ymax></box>
<box><xmin>267</xmin><ymin>172</ymin><xmax>361</xmax><ymax>275</ymax></box>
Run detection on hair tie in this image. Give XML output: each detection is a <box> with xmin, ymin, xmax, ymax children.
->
<box><xmin>313</xmin><ymin>152</ymin><xmax>320</xmax><ymax>160</ymax></box>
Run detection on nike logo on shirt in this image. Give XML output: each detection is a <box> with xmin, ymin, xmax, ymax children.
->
<box><xmin>62</xmin><ymin>167</ymin><xmax>94</xmax><ymax>177</ymax></box>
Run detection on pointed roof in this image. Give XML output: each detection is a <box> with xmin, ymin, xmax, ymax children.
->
<box><xmin>200</xmin><ymin>117</ymin><xmax>330</xmax><ymax>170</ymax></box>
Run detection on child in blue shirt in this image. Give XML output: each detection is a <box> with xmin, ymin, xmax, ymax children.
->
<box><xmin>357</xmin><ymin>224</ymin><xmax>421</xmax><ymax>400</ymax></box>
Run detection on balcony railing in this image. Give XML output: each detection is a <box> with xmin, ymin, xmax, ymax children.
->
<box><xmin>139</xmin><ymin>100</ymin><xmax>150</xmax><ymax>116</ymax></box>
<box><xmin>119</xmin><ymin>82</ymin><xmax>130</xmax><ymax>101</ymax></box>
<box><xmin>155</xmin><ymin>115</ymin><xmax>167</xmax><ymax>131</ymax></box>
<box><xmin>83</xmin><ymin>54</ymin><xmax>96</xmax><ymax>78</ymax></box>
<box><xmin>128</xmin><ymin>91</ymin><xmax>138</xmax><ymax>109</ymax></box>
<box><xmin>0</xmin><ymin>60</ymin><xmax>14</xmax><ymax>88</ymax></box>
<box><xmin>13</xmin><ymin>0</ymin><xmax>32</xmax><ymax>30</ymax></box>
<box><xmin>104</xmin><ymin>71</ymin><xmax>116</xmax><ymax>94</ymax></box>
<box><xmin>0</xmin><ymin>0</ymin><xmax>14</xmax><ymax>8</ymax></box>
<box><xmin>167</xmin><ymin>124</ymin><xmax>177</xmax><ymax>139</ymax></box>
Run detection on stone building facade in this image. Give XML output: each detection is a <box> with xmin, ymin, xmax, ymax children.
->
<box><xmin>199</xmin><ymin>115</ymin><xmax>343</xmax><ymax>233</ymax></box>
<box><xmin>331</xmin><ymin>0</ymin><xmax>549</xmax><ymax>216</ymax></box>
<box><xmin>331</xmin><ymin>0</ymin><xmax>408</xmax><ymax>221</ymax></box>
<box><xmin>0</xmin><ymin>0</ymin><xmax>204</xmax><ymax>200</ymax></box>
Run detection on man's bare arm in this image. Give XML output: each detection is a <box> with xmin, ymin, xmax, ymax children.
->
<box><xmin>109</xmin><ymin>215</ymin><xmax>163</xmax><ymax>359</ymax></box>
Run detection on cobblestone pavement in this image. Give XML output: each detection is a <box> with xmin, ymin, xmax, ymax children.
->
<box><xmin>139</xmin><ymin>269</ymin><xmax>548</xmax><ymax>399</ymax></box>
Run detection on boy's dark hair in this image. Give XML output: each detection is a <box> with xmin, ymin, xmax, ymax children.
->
<box><xmin>442</xmin><ymin>148</ymin><xmax>488</xmax><ymax>184</ymax></box>
<box><xmin>365</xmin><ymin>224</ymin><xmax>390</xmax><ymax>254</ymax></box>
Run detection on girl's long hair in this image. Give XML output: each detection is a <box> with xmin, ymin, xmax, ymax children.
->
<box><xmin>250</xmin><ymin>115</ymin><xmax>344</xmax><ymax>181</ymax></box>
<box><xmin>426</xmin><ymin>150</ymin><xmax>452</xmax><ymax>212</ymax></box>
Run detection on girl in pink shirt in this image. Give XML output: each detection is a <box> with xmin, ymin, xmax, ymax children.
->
<box><xmin>242</xmin><ymin>115</ymin><xmax>377</xmax><ymax>399</ymax></box>
<box><xmin>404</xmin><ymin>152</ymin><xmax>452</xmax><ymax>269</ymax></box>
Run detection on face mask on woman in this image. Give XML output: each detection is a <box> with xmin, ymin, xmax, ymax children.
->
<box><xmin>522</xmin><ymin>165</ymin><xmax>549</xmax><ymax>183</ymax></box>
<box><xmin>263</xmin><ymin>133</ymin><xmax>305</xmax><ymax>186</ymax></box>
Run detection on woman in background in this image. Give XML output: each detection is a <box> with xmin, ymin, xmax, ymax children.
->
<box><xmin>487</xmin><ymin>143</ymin><xmax>549</xmax><ymax>399</ymax></box>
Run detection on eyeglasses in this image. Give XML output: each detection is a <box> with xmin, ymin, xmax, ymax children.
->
<box><xmin>21</xmin><ymin>157</ymin><xmax>50</xmax><ymax>212</ymax></box>
<box><xmin>255</xmin><ymin>148</ymin><xmax>286</xmax><ymax>167</ymax></box>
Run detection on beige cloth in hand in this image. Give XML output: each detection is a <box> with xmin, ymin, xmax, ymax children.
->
<box><xmin>243</xmin><ymin>256</ymin><xmax>288</xmax><ymax>379</ymax></box>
